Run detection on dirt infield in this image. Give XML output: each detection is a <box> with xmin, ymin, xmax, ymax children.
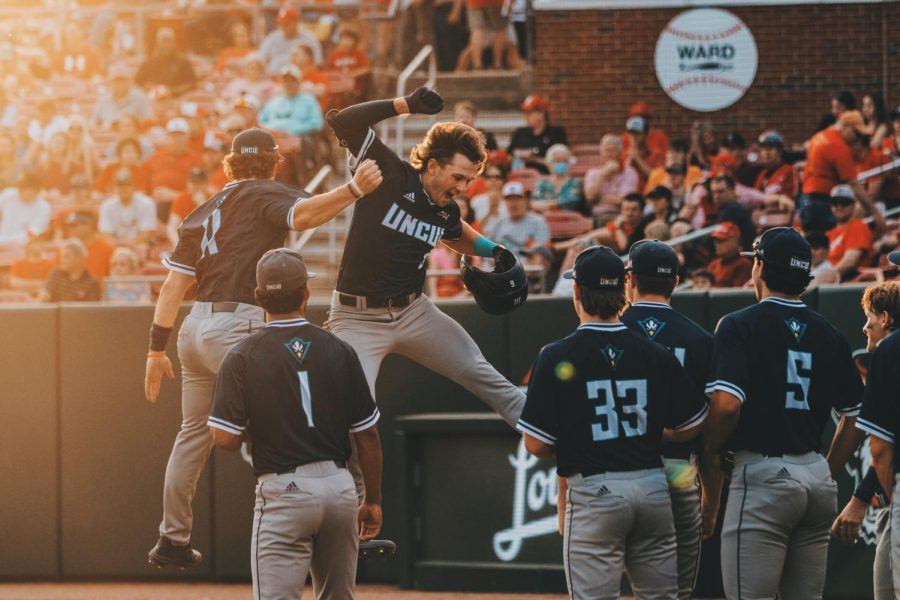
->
<box><xmin>0</xmin><ymin>583</ymin><xmax>570</xmax><ymax>600</ymax></box>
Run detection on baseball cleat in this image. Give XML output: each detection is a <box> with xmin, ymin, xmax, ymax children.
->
<box><xmin>359</xmin><ymin>539</ymin><xmax>397</xmax><ymax>560</ymax></box>
<box><xmin>148</xmin><ymin>536</ymin><xmax>202</xmax><ymax>568</ymax></box>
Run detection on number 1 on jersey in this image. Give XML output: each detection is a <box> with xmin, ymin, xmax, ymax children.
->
<box><xmin>297</xmin><ymin>370</ymin><xmax>314</xmax><ymax>427</ymax></box>
<box><xmin>201</xmin><ymin>208</ymin><xmax>222</xmax><ymax>258</ymax></box>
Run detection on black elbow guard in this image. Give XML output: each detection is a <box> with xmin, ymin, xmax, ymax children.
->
<box><xmin>325</xmin><ymin>109</ymin><xmax>348</xmax><ymax>148</ymax></box>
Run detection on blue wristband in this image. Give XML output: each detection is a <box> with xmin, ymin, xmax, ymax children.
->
<box><xmin>473</xmin><ymin>236</ymin><xmax>498</xmax><ymax>258</ymax></box>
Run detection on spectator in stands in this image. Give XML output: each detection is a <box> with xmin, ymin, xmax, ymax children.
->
<box><xmin>202</xmin><ymin>132</ymin><xmax>228</xmax><ymax>189</ymax></box>
<box><xmin>259</xmin><ymin>6</ymin><xmax>322</xmax><ymax>75</ymax></box>
<box><xmin>99</xmin><ymin>168</ymin><xmax>157</xmax><ymax>246</ymax></box>
<box><xmin>167</xmin><ymin>167</ymin><xmax>208</xmax><ymax>246</ymax></box>
<box><xmin>223</xmin><ymin>54</ymin><xmax>276</xmax><ymax>107</ymax></box>
<box><xmin>484</xmin><ymin>181</ymin><xmax>550</xmax><ymax>259</ymax></box>
<box><xmin>453</xmin><ymin>100</ymin><xmax>497</xmax><ymax>151</ymax></box>
<box><xmin>681</xmin><ymin>174</ymin><xmax>755</xmax><ymax>249</ymax></box>
<box><xmin>827</xmin><ymin>184</ymin><xmax>873</xmax><ymax>278</ymax></box>
<box><xmin>8</xmin><ymin>239</ymin><xmax>52</xmax><ymax>295</ymax></box>
<box><xmin>862</xmin><ymin>92</ymin><xmax>888</xmax><ymax>148</ymax></box>
<box><xmin>633</xmin><ymin>185</ymin><xmax>676</xmax><ymax>242</ymax></box>
<box><xmin>291</xmin><ymin>44</ymin><xmax>329</xmax><ymax>114</ymax></box>
<box><xmin>233</xmin><ymin>94</ymin><xmax>262</xmax><ymax>129</ymax></box>
<box><xmin>603</xmin><ymin>192</ymin><xmax>643</xmax><ymax>253</ymax></box>
<box><xmin>522</xmin><ymin>245</ymin><xmax>554</xmax><ymax>293</ymax></box>
<box><xmin>584</xmin><ymin>134</ymin><xmax>639</xmax><ymax>222</ymax></box>
<box><xmin>104</xmin><ymin>246</ymin><xmax>151</xmax><ymax>303</ymax></box>
<box><xmin>107</xmin><ymin>114</ymin><xmax>153</xmax><ymax>162</ymax></box>
<box><xmin>849</xmin><ymin>134</ymin><xmax>896</xmax><ymax>214</ymax></box>
<box><xmin>95</xmin><ymin>138</ymin><xmax>151</xmax><ymax>195</ymax></box>
<box><xmin>325</xmin><ymin>28</ymin><xmax>371</xmax><ymax>109</ymax></box>
<box><xmin>460</xmin><ymin>0</ymin><xmax>507</xmax><ymax>71</ymax></box>
<box><xmin>508</xmin><ymin>95</ymin><xmax>568</xmax><ymax>174</ymax></box>
<box><xmin>429</xmin><ymin>196</ymin><xmax>471</xmax><ymax>297</ymax></box>
<box><xmin>54</xmin><ymin>175</ymin><xmax>95</xmax><ymax>239</ymax></box>
<box><xmin>689</xmin><ymin>120</ymin><xmax>718</xmax><ymax>169</ymax></box>
<box><xmin>92</xmin><ymin>63</ymin><xmax>152</xmax><ymax>130</ymax></box>
<box><xmin>67</xmin><ymin>116</ymin><xmax>98</xmax><ymax>184</ymax></box>
<box><xmin>707</xmin><ymin>221</ymin><xmax>752</xmax><ymax>288</ymax></box>
<box><xmin>690</xmin><ymin>269</ymin><xmax>714</xmax><ymax>291</ymax></box>
<box><xmin>66</xmin><ymin>210</ymin><xmax>115</xmax><ymax>282</ymax></box>
<box><xmin>622</xmin><ymin>115</ymin><xmax>666</xmax><ymax>183</ymax></box>
<box><xmin>26</xmin><ymin>97</ymin><xmax>68</xmax><ymax>156</ymax></box>
<box><xmin>881</xmin><ymin>107</ymin><xmax>900</xmax><ymax>157</ymax></box>
<box><xmin>143</xmin><ymin>118</ymin><xmax>203</xmax><ymax>206</ymax></box>
<box><xmin>0</xmin><ymin>170</ymin><xmax>49</xmax><ymax>243</ymax></box>
<box><xmin>0</xmin><ymin>127</ymin><xmax>21</xmax><ymax>189</ymax></box>
<box><xmin>815</xmin><ymin>90</ymin><xmax>856</xmax><ymax>133</ymax></box>
<box><xmin>643</xmin><ymin>138</ymin><xmax>701</xmax><ymax>201</ymax></box>
<box><xmin>717</xmin><ymin>132</ymin><xmax>756</xmax><ymax>187</ymax></box>
<box><xmin>754</xmin><ymin>130</ymin><xmax>795</xmax><ymax>196</ymax></box>
<box><xmin>643</xmin><ymin>219</ymin><xmax>671</xmax><ymax>242</ymax></box>
<box><xmin>37</xmin><ymin>131</ymin><xmax>81</xmax><ymax>195</ymax></box>
<box><xmin>435</xmin><ymin>0</ymin><xmax>469</xmax><ymax>72</ymax></box>
<box><xmin>215</xmin><ymin>21</ymin><xmax>254</xmax><ymax>74</ymax></box>
<box><xmin>532</xmin><ymin>143</ymin><xmax>583</xmax><ymax>213</ymax></box>
<box><xmin>135</xmin><ymin>28</ymin><xmax>196</xmax><ymax>97</ymax></box>
<box><xmin>470</xmin><ymin>161</ymin><xmax>508</xmax><ymax>231</ymax></box>
<box><xmin>54</xmin><ymin>22</ymin><xmax>101</xmax><ymax>80</ymax></box>
<box><xmin>258</xmin><ymin>65</ymin><xmax>324</xmax><ymax>137</ymax></box>
<box><xmin>801</xmin><ymin>110</ymin><xmax>872</xmax><ymax>233</ymax></box>
<box><xmin>38</xmin><ymin>238</ymin><xmax>101</xmax><ymax>302</ymax></box>
<box><xmin>806</xmin><ymin>232</ymin><xmax>840</xmax><ymax>286</ymax></box>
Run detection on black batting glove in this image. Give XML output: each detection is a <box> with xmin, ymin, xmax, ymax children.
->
<box><xmin>491</xmin><ymin>245</ymin><xmax>517</xmax><ymax>272</ymax></box>
<box><xmin>404</xmin><ymin>87</ymin><xmax>444</xmax><ymax>115</ymax></box>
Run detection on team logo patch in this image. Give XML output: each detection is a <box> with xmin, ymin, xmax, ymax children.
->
<box><xmin>284</xmin><ymin>337</ymin><xmax>311</xmax><ymax>365</ymax></box>
<box><xmin>785</xmin><ymin>317</ymin><xmax>807</xmax><ymax>342</ymax></box>
<box><xmin>403</xmin><ymin>192</ymin><xmax>415</xmax><ymax>203</ymax></box>
<box><xmin>603</xmin><ymin>344</ymin><xmax>624</xmax><ymax>369</ymax></box>
<box><xmin>637</xmin><ymin>316</ymin><xmax>666</xmax><ymax>340</ymax></box>
<box><xmin>437</xmin><ymin>210</ymin><xmax>450</xmax><ymax>221</ymax></box>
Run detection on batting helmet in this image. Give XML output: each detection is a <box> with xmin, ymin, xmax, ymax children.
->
<box><xmin>461</xmin><ymin>247</ymin><xmax>528</xmax><ymax>315</ymax></box>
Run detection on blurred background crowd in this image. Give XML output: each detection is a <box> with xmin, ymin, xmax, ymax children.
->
<box><xmin>0</xmin><ymin>0</ymin><xmax>897</xmax><ymax>303</ymax></box>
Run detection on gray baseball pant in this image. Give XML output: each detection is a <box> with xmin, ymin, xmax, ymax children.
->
<box><xmin>252</xmin><ymin>461</ymin><xmax>359</xmax><ymax>600</ymax></box>
<box><xmin>873</xmin><ymin>507</ymin><xmax>891</xmax><ymax>600</ymax></box>
<box><xmin>663</xmin><ymin>458</ymin><xmax>701</xmax><ymax>600</ymax></box>
<box><xmin>721</xmin><ymin>451</ymin><xmax>836</xmax><ymax>600</ymax></box>
<box><xmin>160</xmin><ymin>301</ymin><xmax>265</xmax><ymax>544</ymax></box>
<box><xmin>564</xmin><ymin>468</ymin><xmax>678</xmax><ymax>600</ymax></box>
<box><xmin>891</xmin><ymin>475</ymin><xmax>900</xmax><ymax>599</ymax></box>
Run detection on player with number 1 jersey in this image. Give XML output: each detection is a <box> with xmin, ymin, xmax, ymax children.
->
<box><xmin>142</xmin><ymin>128</ymin><xmax>383</xmax><ymax>569</ymax></box>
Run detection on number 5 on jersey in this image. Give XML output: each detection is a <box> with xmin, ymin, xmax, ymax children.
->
<box><xmin>785</xmin><ymin>350</ymin><xmax>812</xmax><ymax>411</ymax></box>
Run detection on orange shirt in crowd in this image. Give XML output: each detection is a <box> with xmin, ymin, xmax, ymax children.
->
<box><xmin>643</xmin><ymin>164</ymin><xmax>703</xmax><ymax>195</ymax></box>
<box><xmin>94</xmin><ymin>163</ymin><xmax>152</xmax><ymax>194</ymax></box>
<box><xmin>55</xmin><ymin>205</ymin><xmax>99</xmax><ymax>238</ymax></box>
<box><xmin>303</xmin><ymin>68</ymin><xmax>330</xmax><ymax>113</ymax></box>
<box><xmin>10</xmin><ymin>257</ymin><xmax>54</xmax><ymax>280</ymax></box>
<box><xmin>753</xmin><ymin>163</ymin><xmax>795</xmax><ymax>195</ymax></box>
<box><xmin>170</xmin><ymin>191</ymin><xmax>204</xmax><ymax>221</ymax></box>
<box><xmin>881</xmin><ymin>136</ymin><xmax>900</xmax><ymax>156</ymax></box>
<box><xmin>803</xmin><ymin>128</ymin><xmax>857</xmax><ymax>195</ymax></box>
<box><xmin>622</xmin><ymin>130</ymin><xmax>669</xmax><ymax>173</ymax></box>
<box><xmin>210</xmin><ymin>166</ymin><xmax>229</xmax><ymax>190</ymax></box>
<box><xmin>707</xmin><ymin>255</ymin><xmax>753</xmax><ymax>288</ymax></box>
<box><xmin>855</xmin><ymin>146</ymin><xmax>900</xmax><ymax>204</ymax></box>
<box><xmin>326</xmin><ymin>49</ymin><xmax>371</xmax><ymax>72</ymax></box>
<box><xmin>143</xmin><ymin>150</ymin><xmax>203</xmax><ymax>193</ymax></box>
<box><xmin>85</xmin><ymin>236</ymin><xmax>116</xmax><ymax>282</ymax></box>
<box><xmin>827</xmin><ymin>218</ymin><xmax>873</xmax><ymax>266</ymax></box>
<box><xmin>605</xmin><ymin>220</ymin><xmax>636</xmax><ymax>254</ymax></box>
<box><xmin>215</xmin><ymin>47</ymin><xmax>253</xmax><ymax>73</ymax></box>
<box><xmin>39</xmin><ymin>161</ymin><xmax>84</xmax><ymax>194</ymax></box>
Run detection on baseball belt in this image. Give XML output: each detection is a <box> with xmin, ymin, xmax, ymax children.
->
<box><xmin>338</xmin><ymin>291</ymin><xmax>421</xmax><ymax>310</ymax></box>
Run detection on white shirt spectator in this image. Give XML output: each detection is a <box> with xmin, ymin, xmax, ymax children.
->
<box><xmin>0</xmin><ymin>187</ymin><xmax>51</xmax><ymax>243</ymax></box>
<box><xmin>470</xmin><ymin>192</ymin><xmax>509</xmax><ymax>231</ymax></box>
<box><xmin>28</xmin><ymin>115</ymin><xmax>69</xmax><ymax>147</ymax></box>
<box><xmin>92</xmin><ymin>87</ymin><xmax>152</xmax><ymax>130</ymax></box>
<box><xmin>484</xmin><ymin>212</ymin><xmax>551</xmax><ymax>259</ymax></box>
<box><xmin>99</xmin><ymin>192</ymin><xmax>157</xmax><ymax>242</ymax></box>
<box><xmin>259</xmin><ymin>29</ymin><xmax>322</xmax><ymax>74</ymax></box>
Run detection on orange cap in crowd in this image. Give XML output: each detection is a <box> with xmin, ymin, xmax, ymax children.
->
<box><xmin>711</xmin><ymin>221</ymin><xmax>741</xmax><ymax>240</ymax></box>
<box><xmin>629</xmin><ymin>102</ymin><xmax>652</xmax><ymax>118</ymax></box>
<box><xmin>278</xmin><ymin>5</ymin><xmax>300</xmax><ymax>22</ymax></box>
<box><xmin>520</xmin><ymin>95</ymin><xmax>549</xmax><ymax>113</ymax></box>
<box><xmin>710</xmin><ymin>154</ymin><xmax>739</xmax><ymax>173</ymax></box>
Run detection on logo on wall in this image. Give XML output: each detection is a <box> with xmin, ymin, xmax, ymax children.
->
<box><xmin>654</xmin><ymin>8</ymin><xmax>758</xmax><ymax>112</ymax></box>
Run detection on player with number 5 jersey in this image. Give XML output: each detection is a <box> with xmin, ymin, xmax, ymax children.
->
<box><xmin>142</xmin><ymin>128</ymin><xmax>383</xmax><ymax>569</ymax></box>
<box><xmin>699</xmin><ymin>227</ymin><xmax>864</xmax><ymax>600</ymax></box>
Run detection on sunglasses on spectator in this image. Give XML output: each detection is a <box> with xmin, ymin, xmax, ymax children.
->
<box><xmin>830</xmin><ymin>199</ymin><xmax>854</xmax><ymax>207</ymax></box>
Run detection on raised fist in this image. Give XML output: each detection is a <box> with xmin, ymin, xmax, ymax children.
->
<box><xmin>353</xmin><ymin>159</ymin><xmax>383</xmax><ymax>195</ymax></box>
<box><xmin>404</xmin><ymin>87</ymin><xmax>444</xmax><ymax>115</ymax></box>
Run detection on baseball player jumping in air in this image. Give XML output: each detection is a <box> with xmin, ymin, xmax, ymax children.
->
<box><xmin>518</xmin><ymin>246</ymin><xmax>708</xmax><ymax>600</ymax></box>
<box><xmin>832</xmin><ymin>281</ymin><xmax>900</xmax><ymax>600</ymax></box>
<box><xmin>324</xmin><ymin>88</ymin><xmax>526</xmax><ymax>490</ymax></box>
<box><xmin>620</xmin><ymin>240</ymin><xmax>713</xmax><ymax>600</ymax></box>
<box><xmin>209</xmin><ymin>248</ymin><xmax>383</xmax><ymax>600</ymax></box>
<box><xmin>143</xmin><ymin>128</ymin><xmax>382</xmax><ymax>568</ymax></box>
<box><xmin>700</xmin><ymin>227</ymin><xmax>864</xmax><ymax>600</ymax></box>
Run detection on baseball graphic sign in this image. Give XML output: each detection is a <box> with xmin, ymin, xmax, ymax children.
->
<box><xmin>655</xmin><ymin>8</ymin><xmax>758</xmax><ymax>112</ymax></box>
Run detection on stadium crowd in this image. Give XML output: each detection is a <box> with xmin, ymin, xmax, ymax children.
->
<box><xmin>0</xmin><ymin>2</ymin><xmax>898</xmax><ymax>303</ymax></box>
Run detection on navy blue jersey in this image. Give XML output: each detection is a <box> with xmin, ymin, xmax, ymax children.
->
<box><xmin>208</xmin><ymin>318</ymin><xmax>379</xmax><ymax>476</ymax></box>
<box><xmin>857</xmin><ymin>330</ymin><xmax>900</xmax><ymax>471</ymax></box>
<box><xmin>336</xmin><ymin>128</ymin><xmax>463</xmax><ymax>298</ymax></box>
<box><xmin>165</xmin><ymin>179</ymin><xmax>309</xmax><ymax>304</ymax></box>
<box><xmin>621</xmin><ymin>301</ymin><xmax>713</xmax><ymax>459</ymax></box>
<box><xmin>706</xmin><ymin>297</ymin><xmax>863</xmax><ymax>455</ymax></box>
<box><xmin>517</xmin><ymin>322</ymin><xmax>708</xmax><ymax>477</ymax></box>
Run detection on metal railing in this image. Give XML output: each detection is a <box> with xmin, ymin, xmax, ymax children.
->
<box><xmin>381</xmin><ymin>45</ymin><xmax>437</xmax><ymax>156</ymax></box>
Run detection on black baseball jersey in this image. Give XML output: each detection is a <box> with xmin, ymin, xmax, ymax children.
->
<box><xmin>208</xmin><ymin>318</ymin><xmax>379</xmax><ymax>476</ymax></box>
<box><xmin>706</xmin><ymin>297</ymin><xmax>863</xmax><ymax>455</ymax></box>
<box><xmin>857</xmin><ymin>330</ymin><xmax>900</xmax><ymax>470</ymax></box>
<box><xmin>335</xmin><ymin>128</ymin><xmax>463</xmax><ymax>298</ymax></box>
<box><xmin>507</xmin><ymin>124</ymin><xmax>568</xmax><ymax>160</ymax></box>
<box><xmin>621</xmin><ymin>301</ymin><xmax>713</xmax><ymax>459</ymax></box>
<box><xmin>517</xmin><ymin>322</ymin><xmax>708</xmax><ymax>477</ymax></box>
<box><xmin>163</xmin><ymin>179</ymin><xmax>310</xmax><ymax>304</ymax></box>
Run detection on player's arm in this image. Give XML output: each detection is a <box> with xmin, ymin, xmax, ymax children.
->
<box><xmin>444</xmin><ymin>222</ymin><xmax>519</xmax><ymax>269</ymax></box>
<box><xmin>210</xmin><ymin>428</ymin><xmax>242</xmax><ymax>451</ymax></box>
<box><xmin>833</xmin><ymin>465</ymin><xmax>884</xmax><ymax>543</ymax></box>
<box><xmin>523</xmin><ymin>434</ymin><xmax>554</xmax><ymax>458</ymax></box>
<box><xmin>825</xmin><ymin>415</ymin><xmax>865</xmax><ymax>478</ymax></box>
<box><xmin>290</xmin><ymin>159</ymin><xmax>383</xmax><ymax>231</ymax></box>
<box><xmin>870</xmin><ymin>436</ymin><xmax>895</xmax><ymax>501</ymax></box>
<box><xmin>556</xmin><ymin>476</ymin><xmax>567</xmax><ymax>536</ymax></box>
<box><xmin>353</xmin><ymin>425</ymin><xmax>383</xmax><ymax>541</ymax></box>
<box><xmin>144</xmin><ymin>270</ymin><xmax>196</xmax><ymax>403</ymax></box>
<box><xmin>698</xmin><ymin>390</ymin><xmax>741</xmax><ymax>540</ymax></box>
<box><xmin>833</xmin><ymin>248</ymin><xmax>864</xmax><ymax>276</ymax></box>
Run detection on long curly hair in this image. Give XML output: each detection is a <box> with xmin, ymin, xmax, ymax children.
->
<box><xmin>223</xmin><ymin>150</ymin><xmax>282</xmax><ymax>181</ymax></box>
<box><xmin>409</xmin><ymin>122</ymin><xmax>486</xmax><ymax>174</ymax></box>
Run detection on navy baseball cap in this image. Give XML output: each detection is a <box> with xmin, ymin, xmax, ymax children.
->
<box><xmin>740</xmin><ymin>227</ymin><xmax>812</xmax><ymax>274</ymax></box>
<box><xmin>563</xmin><ymin>246</ymin><xmax>625</xmax><ymax>289</ymax></box>
<box><xmin>256</xmin><ymin>248</ymin><xmax>317</xmax><ymax>292</ymax></box>
<box><xmin>627</xmin><ymin>240</ymin><xmax>679</xmax><ymax>278</ymax></box>
<box><xmin>231</xmin><ymin>127</ymin><xmax>278</xmax><ymax>155</ymax></box>
<box><xmin>889</xmin><ymin>251</ymin><xmax>900</xmax><ymax>267</ymax></box>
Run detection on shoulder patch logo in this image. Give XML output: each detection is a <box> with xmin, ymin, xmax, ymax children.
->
<box><xmin>785</xmin><ymin>317</ymin><xmax>807</xmax><ymax>343</ymax></box>
<box><xmin>637</xmin><ymin>316</ymin><xmax>666</xmax><ymax>340</ymax></box>
<box><xmin>284</xmin><ymin>337</ymin><xmax>311</xmax><ymax>365</ymax></box>
<box><xmin>603</xmin><ymin>344</ymin><xmax>624</xmax><ymax>369</ymax></box>
<box><xmin>437</xmin><ymin>210</ymin><xmax>450</xmax><ymax>221</ymax></box>
<box><xmin>403</xmin><ymin>192</ymin><xmax>416</xmax><ymax>203</ymax></box>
